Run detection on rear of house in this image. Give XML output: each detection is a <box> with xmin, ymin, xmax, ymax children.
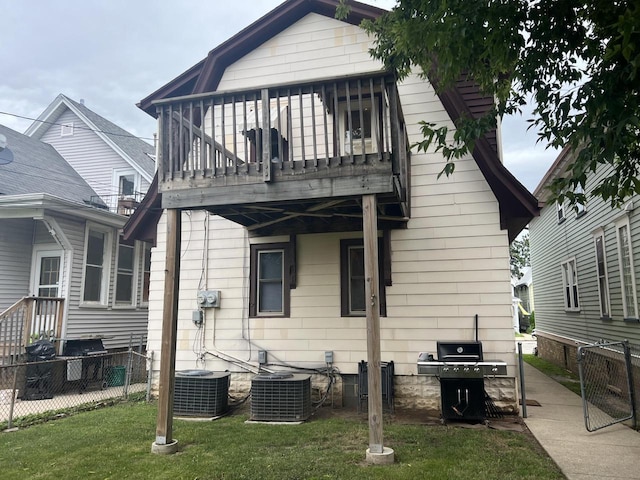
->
<box><xmin>129</xmin><ymin>0</ymin><xmax>538</xmax><ymax>415</ymax></box>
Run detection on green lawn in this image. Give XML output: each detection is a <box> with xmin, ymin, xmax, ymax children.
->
<box><xmin>0</xmin><ymin>401</ymin><xmax>564</xmax><ymax>480</ymax></box>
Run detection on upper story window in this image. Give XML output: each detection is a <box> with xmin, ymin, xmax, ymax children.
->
<box><xmin>557</xmin><ymin>200</ymin><xmax>565</xmax><ymax>223</ymax></box>
<box><xmin>249</xmin><ymin>242</ymin><xmax>294</xmax><ymax>317</ymax></box>
<box><xmin>593</xmin><ymin>229</ymin><xmax>610</xmax><ymax>319</ymax></box>
<box><xmin>339</xmin><ymin>97</ymin><xmax>380</xmax><ymax>156</ymax></box>
<box><xmin>561</xmin><ymin>258</ymin><xmax>580</xmax><ymax>311</ymax></box>
<box><xmin>340</xmin><ymin>238</ymin><xmax>387</xmax><ymax>317</ymax></box>
<box><xmin>61</xmin><ymin>122</ymin><xmax>74</xmax><ymax>136</ymax></box>
<box><xmin>82</xmin><ymin>226</ymin><xmax>112</xmax><ymax>305</ymax></box>
<box><xmin>574</xmin><ymin>184</ymin><xmax>586</xmax><ymax>217</ymax></box>
<box><xmin>115</xmin><ymin>237</ymin><xmax>136</xmax><ymax>306</ymax></box>
<box><xmin>615</xmin><ymin>217</ymin><xmax>638</xmax><ymax>320</ymax></box>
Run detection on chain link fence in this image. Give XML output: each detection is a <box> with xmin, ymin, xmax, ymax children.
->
<box><xmin>577</xmin><ymin>341</ymin><xmax>636</xmax><ymax>432</ymax></box>
<box><xmin>0</xmin><ymin>349</ymin><xmax>151</xmax><ymax>430</ymax></box>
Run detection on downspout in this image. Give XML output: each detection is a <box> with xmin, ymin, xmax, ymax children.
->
<box><xmin>41</xmin><ymin>217</ymin><xmax>72</xmax><ymax>353</ymax></box>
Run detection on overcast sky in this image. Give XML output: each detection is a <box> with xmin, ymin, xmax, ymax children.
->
<box><xmin>0</xmin><ymin>0</ymin><xmax>558</xmax><ymax>193</ymax></box>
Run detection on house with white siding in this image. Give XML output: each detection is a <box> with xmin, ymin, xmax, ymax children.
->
<box><xmin>125</xmin><ymin>0</ymin><xmax>538</xmax><ymax>417</ymax></box>
<box><xmin>530</xmin><ymin>145</ymin><xmax>640</xmax><ymax>375</ymax></box>
<box><xmin>25</xmin><ymin>94</ymin><xmax>155</xmax><ymax>214</ymax></box>
<box><xmin>0</xmin><ymin>119</ymin><xmax>152</xmax><ymax>356</ymax></box>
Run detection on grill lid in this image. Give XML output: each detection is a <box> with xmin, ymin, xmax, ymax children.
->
<box><xmin>437</xmin><ymin>341</ymin><xmax>483</xmax><ymax>362</ymax></box>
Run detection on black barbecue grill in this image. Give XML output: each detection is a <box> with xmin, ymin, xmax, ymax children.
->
<box><xmin>62</xmin><ymin>338</ymin><xmax>109</xmax><ymax>392</ymax></box>
<box><xmin>417</xmin><ymin>340</ymin><xmax>507</xmax><ymax>421</ymax></box>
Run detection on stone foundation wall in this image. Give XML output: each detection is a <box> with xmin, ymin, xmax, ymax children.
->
<box><xmin>152</xmin><ymin>371</ymin><xmax>519</xmax><ymax>416</ymax></box>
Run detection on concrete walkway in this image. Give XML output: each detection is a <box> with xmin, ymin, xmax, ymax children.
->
<box><xmin>522</xmin><ymin>361</ymin><xmax>640</xmax><ymax>480</ymax></box>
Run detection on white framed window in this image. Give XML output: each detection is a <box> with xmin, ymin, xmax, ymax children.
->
<box><xmin>338</xmin><ymin>97</ymin><xmax>379</xmax><ymax>156</ymax></box>
<box><xmin>557</xmin><ymin>200</ymin><xmax>565</xmax><ymax>223</ymax></box>
<box><xmin>561</xmin><ymin>258</ymin><xmax>580</xmax><ymax>311</ymax></box>
<box><xmin>574</xmin><ymin>184</ymin><xmax>586</xmax><ymax>217</ymax></box>
<box><xmin>61</xmin><ymin>122</ymin><xmax>74</xmax><ymax>136</ymax></box>
<box><xmin>114</xmin><ymin>236</ymin><xmax>138</xmax><ymax>307</ymax></box>
<box><xmin>81</xmin><ymin>225</ymin><xmax>112</xmax><ymax>305</ymax></box>
<box><xmin>615</xmin><ymin>216</ymin><xmax>638</xmax><ymax>319</ymax></box>
<box><xmin>593</xmin><ymin>229</ymin><xmax>610</xmax><ymax>318</ymax></box>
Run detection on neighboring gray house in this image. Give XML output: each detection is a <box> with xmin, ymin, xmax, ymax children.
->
<box><xmin>529</xmin><ymin>145</ymin><xmax>640</xmax><ymax>370</ymax></box>
<box><xmin>0</xmin><ymin>122</ymin><xmax>151</xmax><ymax>352</ymax></box>
<box><xmin>25</xmin><ymin>94</ymin><xmax>155</xmax><ymax>214</ymax></box>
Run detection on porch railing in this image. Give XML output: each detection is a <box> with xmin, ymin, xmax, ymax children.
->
<box><xmin>154</xmin><ymin>72</ymin><xmax>408</xmax><ymax>197</ymax></box>
<box><xmin>0</xmin><ymin>297</ymin><xmax>64</xmax><ymax>365</ymax></box>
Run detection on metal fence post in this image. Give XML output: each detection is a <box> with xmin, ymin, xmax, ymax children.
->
<box><xmin>7</xmin><ymin>365</ymin><xmax>18</xmax><ymax>429</ymax></box>
<box><xmin>517</xmin><ymin>342</ymin><xmax>527</xmax><ymax>418</ymax></box>
<box><xmin>623</xmin><ymin>340</ymin><xmax>637</xmax><ymax>429</ymax></box>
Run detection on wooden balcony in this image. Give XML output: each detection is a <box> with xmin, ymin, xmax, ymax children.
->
<box><xmin>154</xmin><ymin>73</ymin><xmax>410</xmax><ymax>235</ymax></box>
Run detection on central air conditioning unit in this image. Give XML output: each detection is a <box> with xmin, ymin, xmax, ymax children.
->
<box><xmin>174</xmin><ymin>370</ymin><xmax>230</xmax><ymax>417</ymax></box>
<box><xmin>250</xmin><ymin>373</ymin><xmax>312</xmax><ymax>422</ymax></box>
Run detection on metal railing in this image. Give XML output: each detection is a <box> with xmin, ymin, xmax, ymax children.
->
<box><xmin>154</xmin><ymin>72</ymin><xmax>408</xmax><ymax>193</ymax></box>
<box><xmin>0</xmin><ymin>297</ymin><xmax>64</xmax><ymax>366</ymax></box>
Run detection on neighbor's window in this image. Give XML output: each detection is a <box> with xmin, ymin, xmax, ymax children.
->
<box><xmin>61</xmin><ymin>122</ymin><xmax>74</xmax><ymax>136</ymax></box>
<box><xmin>593</xmin><ymin>230</ymin><xmax>610</xmax><ymax>319</ymax></box>
<box><xmin>574</xmin><ymin>184</ymin><xmax>586</xmax><ymax>217</ymax></box>
<box><xmin>115</xmin><ymin>237</ymin><xmax>136</xmax><ymax>305</ymax></box>
<box><xmin>141</xmin><ymin>242</ymin><xmax>152</xmax><ymax>305</ymax></box>
<box><xmin>616</xmin><ymin>217</ymin><xmax>638</xmax><ymax>319</ymax></box>
<box><xmin>340</xmin><ymin>239</ymin><xmax>387</xmax><ymax>316</ymax></box>
<box><xmin>83</xmin><ymin>227</ymin><xmax>111</xmax><ymax>304</ymax></box>
<box><xmin>249</xmin><ymin>242</ymin><xmax>293</xmax><ymax>317</ymax></box>
<box><xmin>557</xmin><ymin>200</ymin><xmax>565</xmax><ymax>223</ymax></box>
<box><xmin>561</xmin><ymin>258</ymin><xmax>579</xmax><ymax>311</ymax></box>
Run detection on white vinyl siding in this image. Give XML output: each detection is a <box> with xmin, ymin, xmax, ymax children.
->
<box><xmin>616</xmin><ymin>217</ymin><xmax>638</xmax><ymax>320</ymax></box>
<box><xmin>38</xmin><ymin>109</ymin><xmax>151</xmax><ymax>204</ymax></box>
<box><xmin>561</xmin><ymin>258</ymin><xmax>580</xmax><ymax>311</ymax></box>
<box><xmin>0</xmin><ymin>219</ymin><xmax>34</xmax><ymax>311</ymax></box>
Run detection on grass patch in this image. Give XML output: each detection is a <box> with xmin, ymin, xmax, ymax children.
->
<box><xmin>0</xmin><ymin>403</ymin><xmax>564</xmax><ymax>480</ymax></box>
<box><xmin>523</xmin><ymin>354</ymin><xmax>582</xmax><ymax>395</ymax></box>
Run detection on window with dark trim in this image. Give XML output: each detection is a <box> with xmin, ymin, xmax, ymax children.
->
<box><xmin>249</xmin><ymin>241</ymin><xmax>294</xmax><ymax>317</ymax></box>
<box><xmin>340</xmin><ymin>238</ymin><xmax>388</xmax><ymax>317</ymax></box>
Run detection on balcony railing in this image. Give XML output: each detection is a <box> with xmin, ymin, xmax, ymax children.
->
<box><xmin>91</xmin><ymin>192</ymin><xmax>145</xmax><ymax>216</ymax></box>
<box><xmin>154</xmin><ymin>72</ymin><xmax>409</xmax><ymax>209</ymax></box>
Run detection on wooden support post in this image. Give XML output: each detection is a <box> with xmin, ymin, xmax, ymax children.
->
<box><xmin>154</xmin><ymin>208</ymin><xmax>181</xmax><ymax>451</ymax></box>
<box><xmin>363</xmin><ymin>194</ymin><xmax>384</xmax><ymax>454</ymax></box>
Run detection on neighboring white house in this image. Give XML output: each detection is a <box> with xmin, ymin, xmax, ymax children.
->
<box><xmin>125</xmin><ymin>0</ymin><xmax>539</xmax><ymax>414</ymax></box>
<box><xmin>0</xmin><ymin>123</ymin><xmax>151</xmax><ymax>352</ymax></box>
<box><xmin>25</xmin><ymin>94</ymin><xmax>155</xmax><ymax>214</ymax></box>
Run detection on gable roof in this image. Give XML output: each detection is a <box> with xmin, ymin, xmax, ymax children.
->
<box><xmin>0</xmin><ymin>123</ymin><xmax>104</xmax><ymax>206</ymax></box>
<box><xmin>127</xmin><ymin>0</ymin><xmax>539</xmax><ymax>243</ymax></box>
<box><xmin>25</xmin><ymin>94</ymin><xmax>155</xmax><ymax>182</ymax></box>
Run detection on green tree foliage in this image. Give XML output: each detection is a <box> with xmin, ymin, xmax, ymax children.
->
<box><xmin>510</xmin><ymin>233</ymin><xmax>530</xmax><ymax>279</ymax></box>
<box><xmin>340</xmin><ymin>0</ymin><xmax>640</xmax><ymax>206</ymax></box>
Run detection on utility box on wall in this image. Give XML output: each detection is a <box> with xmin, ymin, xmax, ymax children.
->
<box><xmin>197</xmin><ymin>290</ymin><xmax>220</xmax><ymax>308</ymax></box>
